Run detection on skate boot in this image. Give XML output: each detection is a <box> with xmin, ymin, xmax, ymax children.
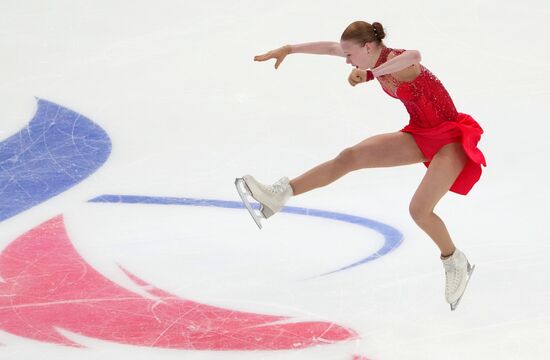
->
<box><xmin>441</xmin><ymin>248</ymin><xmax>475</xmax><ymax>311</ymax></box>
<box><xmin>234</xmin><ymin>175</ymin><xmax>293</xmax><ymax>229</ymax></box>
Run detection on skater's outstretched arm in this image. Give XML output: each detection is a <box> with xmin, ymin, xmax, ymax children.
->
<box><xmin>254</xmin><ymin>42</ymin><xmax>344</xmax><ymax>69</ymax></box>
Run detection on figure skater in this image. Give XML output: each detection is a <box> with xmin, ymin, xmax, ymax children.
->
<box><xmin>236</xmin><ymin>21</ymin><xmax>485</xmax><ymax>310</ymax></box>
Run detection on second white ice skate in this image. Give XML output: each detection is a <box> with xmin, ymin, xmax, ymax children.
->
<box><xmin>442</xmin><ymin>248</ymin><xmax>475</xmax><ymax>311</ymax></box>
<box><xmin>450</xmin><ymin>262</ymin><xmax>475</xmax><ymax>311</ymax></box>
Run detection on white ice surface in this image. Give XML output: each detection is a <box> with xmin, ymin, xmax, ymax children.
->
<box><xmin>1</xmin><ymin>0</ymin><xmax>549</xmax><ymax>359</ymax></box>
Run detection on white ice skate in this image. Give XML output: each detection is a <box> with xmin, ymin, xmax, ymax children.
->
<box><xmin>441</xmin><ymin>248</ymin><xmax>475</xmax><ymax>311</ymax></box>
<box><xmin>234</xmin><ymin>175</ymin><xmax>293</xmax><ymax>229</ymax></box>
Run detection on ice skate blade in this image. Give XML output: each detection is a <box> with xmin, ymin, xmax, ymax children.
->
<box><xmin>450</xmin><ymin>263</ymin><xmax>475</xmax><ymax>311</ymax></box>
<box><xmin>260</xmin><ymin>205</ymin><xmax>275</xmax><ymax>219</ymax></box>
<box><xmin>235</xmin><ymin>178</ymin><xmax>263</xmax><ymax>229</ymax></box>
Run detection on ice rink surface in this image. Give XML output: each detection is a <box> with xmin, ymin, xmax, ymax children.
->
<box><xmin>1</xmin><ymin>1</ymin><xmax>549</xmax><ymax>359</ymax></box>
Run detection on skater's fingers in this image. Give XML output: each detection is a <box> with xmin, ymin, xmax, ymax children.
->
<box><xmin>350</xmin><ymin>75</ymin><xmax>361</xmax><ymax>86</ymax></box>
<box><xmin>254</xmin><ymin>52</ymin><xmax>273</xmax><ymax>62</ymax></box>
<box><xmin>352</xmin><ymin>69</ymin><xmax>365</xmax><ymax>82</ymax></box>
<box><xmin>348</xmin><ymin>69</ymin><xmax>364</xmax><ymax>86</ymax></box>
<box><xmin>274</xmin><ymin>56</ymin><xmax>285</xmax><ymax>69</ymax></box>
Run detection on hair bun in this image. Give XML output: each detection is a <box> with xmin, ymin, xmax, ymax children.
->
<box><xmin>372</xmin><ymin>22</ymin><xmax>386</xmax><ymax>40</ymax></box>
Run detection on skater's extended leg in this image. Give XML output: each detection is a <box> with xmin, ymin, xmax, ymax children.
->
<box><xmin>236</xmin><ymin>131</ymin><xmax>425</xmax><ymax>226</ymax></box>
<box><xmin>290</xmin><ymin>132</ymin><xmax>426</xmax><ymax>195</ymax></box>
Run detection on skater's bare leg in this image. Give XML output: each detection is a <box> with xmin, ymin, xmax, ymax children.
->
<box><xmin>408</xmin><ymin>142</ymin><xmax>467</xmax><ymax>256</ymax></box>
<box><xmin>290</xmin><ymin>132</ymin><xmax>425</xmax><ymax>195</ymax></box>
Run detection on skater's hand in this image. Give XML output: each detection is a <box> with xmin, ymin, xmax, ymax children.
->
<box><xmin>348</xmin><ymin>68</ymin><xmax>367</xmax><ymax>86</ymax></box>
<box><xmin>348</xmin><ymin>68</ymin><xmax>375</xmax><ymax>86</ymax></box>
<box><xmin>254</xmin><ymin>45</ymin><xmax>291</xmax><ymax>69</ymax></box>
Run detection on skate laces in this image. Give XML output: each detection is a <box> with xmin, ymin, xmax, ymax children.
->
<box><xmin>443</xmin><ymin>259</ymin><xmax>463</xmax><ymax>294</ymax></box>
<box><xmin>269</xmin><ymin>178</ymin><xmax>289</xmax><ymax>194</ymax></box>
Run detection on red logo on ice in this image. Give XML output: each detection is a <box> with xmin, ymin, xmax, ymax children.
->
<box><xmin>0</xmin><ymin>216</ymin><xmax>357</xmax><ymax>350</ymax></box>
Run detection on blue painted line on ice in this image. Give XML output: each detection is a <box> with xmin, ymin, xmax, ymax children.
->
<box><xmin>89</xmin><ymin>195</ymin><xmax>403</xmax><ymax>275</ymax></box>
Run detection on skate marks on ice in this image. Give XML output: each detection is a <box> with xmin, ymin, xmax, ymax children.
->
<box><xmin>89</xmin><ymin>194</ymin><xmax>404</xmax><ymax>276</ymax></box>
<box><xmin>0</xmin><ymin>215</ymin><xmax>358</xmax><ymax>350</ymax></box>
<box><xmin>0</xmin><ymin>99</ymin><xmax>395</xmax><ymax>357</ymax></box>
<box><xmin>0</xmin><ymin>99</ymin><xmax>111</xmax><ymax>222</ymax></box>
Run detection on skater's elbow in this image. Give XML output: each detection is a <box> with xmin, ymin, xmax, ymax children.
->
<box><xmin>407</xmin><ymin>50</ymin><xmax>422</xmax><ymax>63</ymax></box>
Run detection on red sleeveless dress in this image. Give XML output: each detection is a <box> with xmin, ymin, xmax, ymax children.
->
<box><xmin>374</xmin><ymin>48</ymin><xmax>486</xmax><ymax>195</ymax></box>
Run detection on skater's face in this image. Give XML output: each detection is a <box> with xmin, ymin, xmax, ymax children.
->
<box><xmin>340</xmin><ymin>40</ymin><xmax>371</xmax><ymax>69</ymax></box>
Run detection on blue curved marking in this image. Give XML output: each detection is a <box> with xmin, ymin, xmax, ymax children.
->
<box><xmin>0</xmin><ymin>99</ymin><xmax>111</xmax><ymax>222</ymax></box>
<box><xmin>89</xmin><ymin>195</ymin><xmax>403</xmax><ymax>275</ymax></box>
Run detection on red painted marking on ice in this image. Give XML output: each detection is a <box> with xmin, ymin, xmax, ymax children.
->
<box><xmin>352</xmin><ymin>355</ymin><xmax>372</xmax><ymax>360</ymax></box>
<box><xmin>0</xmin><ymin>216</ymin><xmax>357</xmax><ymax>350</ymax></box>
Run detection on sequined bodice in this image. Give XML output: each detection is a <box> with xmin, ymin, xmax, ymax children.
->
<box><xmin>374</xmin><ymin>48</ymin><xmax>458</xmax><ymax>128</ymax></box>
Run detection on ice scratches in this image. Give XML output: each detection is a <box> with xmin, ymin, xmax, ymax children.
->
<box><xmin>0</xmin><ymin>99</ymin><xmax>111</xmax><ymax>222</ymax></box>
<box><xmin>0</xmin><ymin>215</ymin><xmax>357</xmax><ymax>350</ymax></box>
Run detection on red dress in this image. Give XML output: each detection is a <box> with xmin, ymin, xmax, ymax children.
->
<box><xmin>374</xmin><ymin>48</ymin><xmax>486</xmax><ymax>195</ymax></box>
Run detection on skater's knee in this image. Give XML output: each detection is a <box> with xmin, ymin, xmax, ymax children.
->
<box><xmin>335</xmin><ymin>147</ymin><xmax>360</xmax><ymax>170</ymax></box>
<box><xmin>409</xmin><ymin>200</ymin><xmax>432</xmax><ymax>225</ymax></box>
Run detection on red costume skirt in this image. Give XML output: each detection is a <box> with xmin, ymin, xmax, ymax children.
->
<box><xmin>401</xmin><ymin>113</ymin><xmax>487</xmax><ymax>195</ymax></box>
